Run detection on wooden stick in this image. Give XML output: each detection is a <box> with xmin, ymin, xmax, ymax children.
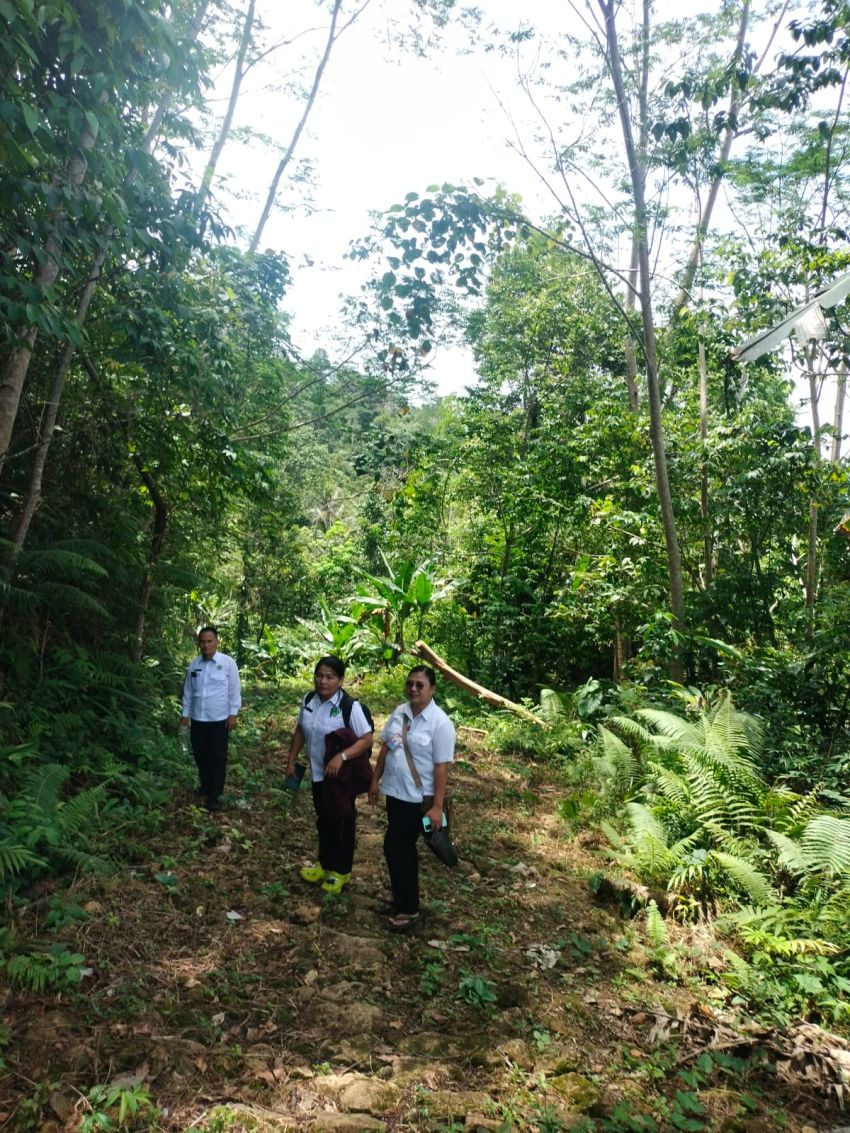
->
<box><xmin>412</xmin><ymin>641</ymin><xmax>551</xmax><ymax>728</ymax></box>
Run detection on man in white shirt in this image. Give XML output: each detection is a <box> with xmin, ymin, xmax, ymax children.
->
<box><xmin>179</xmin><ymin>626</ymin><xmax>241</xmax><ymax>810</ymax></box>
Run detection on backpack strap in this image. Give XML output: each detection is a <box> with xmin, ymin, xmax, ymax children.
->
<box><xmin>339</xmin><ymin>690</ymin><xmax>353</xmax><ymax>729</ymax></box>
<box><xmin>401</xmin><ymin>713</ymin><xmax>424</xmax><ymax>791</ymax></box>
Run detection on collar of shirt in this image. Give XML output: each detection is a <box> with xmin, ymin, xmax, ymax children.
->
<box><xmin>403</xmin><ymin>699</ymin><xmax>437</xmax><ymax>723</ymax></box>
<box><xmin>198</xmin><ymin>651</ymin><xmax>222</xmax><ymax>664</ymax></box>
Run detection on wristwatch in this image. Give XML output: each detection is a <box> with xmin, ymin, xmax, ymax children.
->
<box><xmin>340</xmin><ymin>751</ymin><xmax>348</xmax><ymax>762</ymax></box>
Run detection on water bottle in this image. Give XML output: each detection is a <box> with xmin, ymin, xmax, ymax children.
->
<box><xmin>178</xmin><ymin>720</ymin><xmax>191</xmax><ymax>755</ymax></box>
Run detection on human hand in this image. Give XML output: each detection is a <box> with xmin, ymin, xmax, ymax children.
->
<box><xmin>368</xmin><ymin>779</ymin><xmax>380</xmax><ymax>805</ymax></box>
<box><xmin>178</xmin><ymin>716</ymin><xmax>189</xmax><ymax>731</ymax></box>
<box><xmin>325</xmin><ymin>754</ymin><xmax>343</xmax><ymax>779</ymax></box>
<box><xmin>226</xmin><ymin>715</ymin><xmax>237</xmax><ymax>732</ymax></box>
<box><xmin>423</xmin><ymin>804</ymin><xmax>443</xmax><ymax>830</ymax></box>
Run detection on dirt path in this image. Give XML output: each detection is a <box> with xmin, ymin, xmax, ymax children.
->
<box><xmin>2</xmin><ymin>694</ymin><xmax>842</xmax><ymax>1132</ymax></box>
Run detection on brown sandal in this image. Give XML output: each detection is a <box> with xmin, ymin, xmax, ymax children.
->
<box><xmin>388</xmin><ymin>911</ymin><xmax>420</xmax><ymax>933</ymax></box>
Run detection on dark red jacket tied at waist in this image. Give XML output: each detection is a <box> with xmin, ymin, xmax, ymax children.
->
<box><xmin>322</xmin><ymin>727</ymin><xmax>372</xmax><ymax>817</ymax></box>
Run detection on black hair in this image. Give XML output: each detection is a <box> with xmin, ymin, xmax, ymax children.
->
<box><xmin>407</xmin><ymin>664</ymin><xmax>436</xmax><ymax>686</ymax></box>
<box><xmin>315</xmin><ymin>656</ymin><xmax>346</xmax><ymax>679</ymax></box>
<box><xmin>198</xmin><ymin>625</ymin><xmax>218</xmax><ymax>638</ymax></box>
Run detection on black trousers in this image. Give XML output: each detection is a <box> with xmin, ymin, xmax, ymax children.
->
<box><xmin>311</xmin><ymin>782</ymin><xmax>356</xmax><ymax>875</ymax></box>
<box><xmin>384</xmin><ymin>795</ymin><xmax>423</xmax><ymax>915</ymax></box>
<box><xmin>190</xmin><ymin>720</ymin><xmax>229</xmax><ymax>802</ymax></box>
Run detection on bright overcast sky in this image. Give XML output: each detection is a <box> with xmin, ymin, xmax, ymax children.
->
<box><xmin>204</xmin><ymin>0</ymin><xmax>786</xmax><ymax>395</ymax></box>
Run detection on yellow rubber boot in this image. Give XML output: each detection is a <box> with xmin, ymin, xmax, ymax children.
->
<box><xmin>300</xmin><ymin>863</ymin><xmax>327</xmax><ymax>884</ymax></box>
<box><xmin>321</xmin><ymin>871</ymin><xmax>351</xmax><ymax>895</ymax></box>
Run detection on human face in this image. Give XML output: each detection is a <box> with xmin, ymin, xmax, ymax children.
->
<box><xmin>198</xmin><ymin>631</ymin><xmax>218</xmax><ymax>660</ymax></box>
<box><xmin>314</xmin><ymin>664</ymin><xmax>343</xmax><ymax>701</ymax></box>
<box><xmin>406</xmin><ymin>672</ymin><xmax>435</xmax><ymax>714</ymax></box>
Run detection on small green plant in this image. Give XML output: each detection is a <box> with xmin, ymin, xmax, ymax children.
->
<box><xmin>420</xmin><ymin>957</ymin><xmax>447</xmax><ymax>996</ymax></box>
<box><xmin>196</xmin><ymin>1109</ymin><xmax>240</xmax><ymax>1133</ymax></box>
<box><xmin>457</xmin><ymin>972</ymin><xmax>498</xmax><ymax>1009</ymax></box>
<box><xmin>259</xmin><ymin>880</ymin><xmax>289</xmax><ymax>899</ymax></box>
<box><xmin>79</xmin><ymin>1082</ymin><xmax>154</xmax><ymax>1130</ymax></box>
<box><xmin>44</xmin><ymin>899</ymin><xmax>90</xmax><ymax>931</ymax></box>
<box><xmin>532</xmin><ymin>1025</ymin><xmax>554</xmax><ymax>1053</ymax></box>
<box><xmin>532</xmin><ymin>1102</ymin><xmax>567</xmax><ymax>1133</ymax></box>
<box><xmin>5</xmin><ymin>943</ymin><xmax>87</xmax><ymax>991</ymax></box>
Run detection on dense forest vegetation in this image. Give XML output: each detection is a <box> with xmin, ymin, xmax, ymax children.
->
<box><xmin>4</xmin><ymin>0</ymin><xmax>850</xmax><ymax>1129</ymax></box>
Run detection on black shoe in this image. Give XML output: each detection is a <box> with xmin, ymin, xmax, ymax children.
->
<box><xmin>207</xmin><ymin>797</ymin><xmax>223</xmax><ymax>812</ymax></box>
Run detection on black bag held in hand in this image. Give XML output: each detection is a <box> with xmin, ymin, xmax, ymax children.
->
<box><xmin>402</xmin><ymin>716</ymin><xmax>459</xmax><ymax>869</ymax></box>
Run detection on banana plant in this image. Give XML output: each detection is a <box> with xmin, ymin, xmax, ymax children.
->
<box><xmin>295</xmin><ymin>599</ymin><xmax>366</xmax><ymax>663</ymax></box>
<box><xmin>351</xmin><ymin>552</ymin><xmax>454</xmax><ymax>663</ymax></box>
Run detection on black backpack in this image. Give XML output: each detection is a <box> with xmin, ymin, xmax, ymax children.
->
<box><xmin>304</xmin><ymin>689</ymin><xmax>374</xmax><ymax>733</ymax></box>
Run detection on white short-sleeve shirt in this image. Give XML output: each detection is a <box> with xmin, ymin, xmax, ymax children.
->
<box><xmin>181</xmin><ymin>651</ymin><xmax>241</xmax><ymax>722</ymax></box>
<box><xmin>297</xmin><ymin>689</ymin><xmax>371</xmax><ymax>783</ymax></box>
<box><xmin>379</xmin><ymin>700</ymin><xmax>455</xmax><ymax>803</ymax></box>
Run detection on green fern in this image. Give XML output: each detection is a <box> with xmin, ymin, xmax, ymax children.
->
<box><xmin>800</xmin><ymin>815</ymin><xmax>850</xmax><ymax>876</ymax></box>
<box><xmin>0</xmin><ymin>844</ymin><xmax>45</xmax><ymax>881</ymax></box>
<box><xmin>37</xmin><ymin>582</ymin><xmax>109</xmax><ymax>619</ymax></box>
<box><xmin>1</xmin><ymin>763</ymin><xmax>111</xmax><ymax>891</ymax></box>
<box><xmin>594</xmin><ymin>725</ymin><xmax>639</xmax><ymax>785</ymax></box>
<box><xmin>645</xmin><ymin>899</ymin><xmax>668</xmax><ymax>948</ymax></box>
<box><xmin>713</xmin><ymin>851</ymin><xmax>775</xmax><ymax>906</ymax></box>
<box><xmin>764</xmin><ymin>829</ymin><xmax>809</xmax><ymax>875</ymax></box>
<box><xmin>20</xmin><ymin>548</ymin><xmax>108</xmax><ymax>582</ymax></box>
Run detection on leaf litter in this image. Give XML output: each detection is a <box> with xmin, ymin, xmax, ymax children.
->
<box><xmin>1</xmin><ymin>688</ymin><xmax>848</xmax><ymax>1131</ymax></box>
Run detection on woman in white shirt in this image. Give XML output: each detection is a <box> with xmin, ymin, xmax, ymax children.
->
<box><xmin>286</xmin><ymin>657</ymin><xmax>373</xmax><ymax>894</ymax></box>
<box><xmin>369</xmin><ymin>665</ymin><xmax>455</xmax><ymax>932</ymax></box>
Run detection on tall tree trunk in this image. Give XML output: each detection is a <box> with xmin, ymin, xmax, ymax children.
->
<box><xmin>131</xmin><ymin>455</ymin><xmax>169</xmax><ymax>662</ymax></box>
<box><xmin>698</xmin><ymin>336</ymin><xmax>713</xmax><ymax>589</ymax></box>
<box><xmin>833</xmin><ymin>359</ymin><xmax>846</xmax><ymax>465</ymax></box>
<box><xmin>5</xmin><ymin>253</ymin><xmax>107</xmax><ymax>576</ymax></box>
<box><xmin>806</xmin><ymin>345</ymin><xmax>822</xmax><ymax>631</ymax></box>
<box><xmin>600</xmin><ymin>0</ymin><xmax>685</xmax><ymax>679</ymax></box>
<box><xmin>0</xmin><ymin>137</ymin><xmax>95</xmax><ymax>477</ymax></box>
<box><xmin>3</xmin><ymin>1</ymin><xmax>211</xmax><ymax>566</ymax></box>
<box><xmin>250</xmin><ymin>0</ymin><xmax>344</xmax><ymax>252</ymax></box>
<box><xmin>195</xmin><ymin>0</ymin><xmax>256</xmax><ymax>213</ymax></box>
<box><xmin>624</xmin><ymin>240</ymin><xmax>640</xmax><ymax>413</ymax></box>
<box><xmin>672</xmin><ymin>1</ymin><xmax>751</xmax><ymax>317</ymax></box>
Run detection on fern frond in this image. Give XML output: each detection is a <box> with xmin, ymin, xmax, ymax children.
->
<box><xmin>705</xmin><ymin>696</ymin><xmax>764</xmax><ymax>760</ymax></box>
<box><xmin>714</xmin><ymin>851</ymin><xmax>776</xmax><ymax>906</ymax></box>
<box><xmin>0</xmin><ymin>579</ymin><xmax>42</xmax><ymax>612</ymax></box>
<box><xmin>58</xmin><ymin>786</ymin><xmax>107</xmax><ymax>838</ymax></box>
<box><xmin>765</xmin><ymin>829</ymin><xmax>809</xmax><ymax>875</ymax></box>
<box><xmin>37</xmin><ymin>583</ymin><xmax>109</xmax><ymax>619</ymax></box>
<box><xmin>800</xmin><ymin>815</ymin><xmax>850</xmax><ymax>876</ymax></box>
<box><xmin>22</xmin><ymin>763</ymin><xmax>69</xmax><ymax>813</ymax></box>
<box><xmin>703</xmin><ymin>822</ymin><xmax>758</xmax><ymax>860</ymax></box>
<box><xmin>722</xmin><ymin>947</ymin><xmax>756</xmax><ymax>991</ymax></box>
<box><xmin>0</xmin><ymin>844</ymin><xmax>46</xmax><ymax>880</ymax></box>
<box><xmin>57</xmin><ymin>846</ymin><xmax>111</xmax><ymax>874</ymax></box>
<box><xmin>624</xmin><ymin>802</ymin><xmax>669</xmax><ymax>845</ymax></box>
<box><xmin>635</xmin><ymin>708</ymin><xmax>702</xmax><ymax>746</ymax></box>
<box><xmin>19</xmin><ymin>548</ymin><xmax>108</xmax><ymax>581</ymax></box>
<box><xmin>645</xmin><ymin>899</ymin><xmax>668</xmax><ymax>947</ymax></box>
<box><xmin>783</xmin><ymin>784</ymin><xmax>825</xmax><ymax>833</ymax></box>
<box><xmin>596</xmin><ymin>725</ymin><xmax>639</xmax><ymax>784</ymax></box>
<box><xmin>818</xmin><ymin>884</ymin><xmax>850</xmax><ymax>927</ymax></box>
<box><xmin>608</xmin><ymin>715</ymin><xmax>657</xmax><ymax>747</ymax></box>
<box><xmin>647</xmin><ymin>762</ymin><xmax>690</xmax><ymax>807</ymax></box>
<box><xmin>599</xmin><ymin>820</ymin><xmax>624</xmax><ymax>849</ymax></box>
